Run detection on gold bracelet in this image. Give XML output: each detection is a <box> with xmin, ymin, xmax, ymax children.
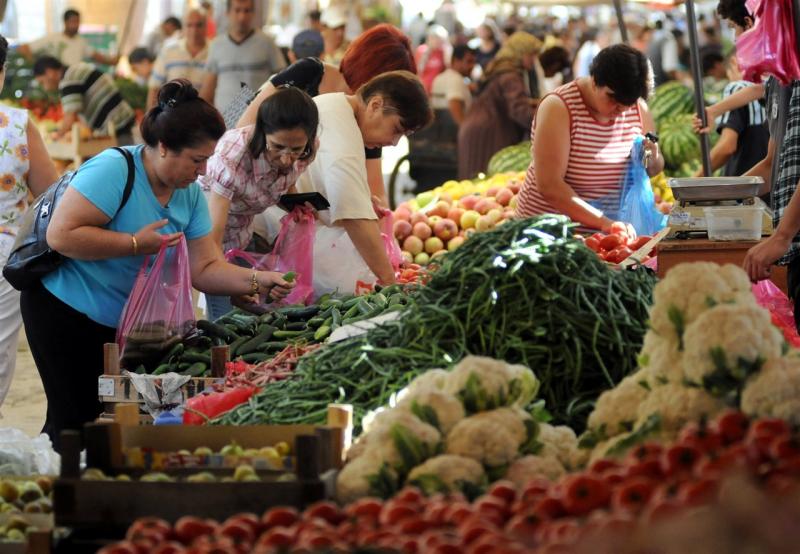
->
<box><xmin>250</xmin><ymin>271</ymin><xmax>260</xmax><ymax>296</ymax></box>
<box><xmin>131</xmin><ymin>234</ymin><xmax>138</xmax><ymax>255</ymax></box>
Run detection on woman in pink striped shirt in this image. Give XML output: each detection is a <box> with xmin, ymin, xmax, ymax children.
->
<box><xmin>516</xmin><ymin>44</ymin><xmax>664</xmax><ymax>234</ymax></box>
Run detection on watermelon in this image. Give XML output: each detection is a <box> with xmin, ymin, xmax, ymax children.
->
<box><xmin>487</xmin><ymin>141</ymin><xmax>531</xmax><ymax>176</ymax></box>
<box><xmin>659</xmin><ymin>114</ymin><xmax>701</xmax><ymax>169</ymax></box>
<box><xmin>703</xmin><ymin>78</ymin><xmax>729</xmax><ymax>107</ymax></box>
<box><xmin>649</xmin><ymin>81</ymin><xmax>694</xmax><ymax>126</ymax></box>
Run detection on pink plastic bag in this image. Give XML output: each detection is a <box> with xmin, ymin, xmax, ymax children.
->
<box><xmin>378</xmin><ymin>209</ymin><xmax>403</xmax><ymax>272</ymax></box>
<box><xmin>752</xmin><ymin>280</ymin><xmax>800</xmax><ymax>347</ymax></box>
<box><xmin>736</xmin><ymin>0</ymin><xmax>800</xmax><ymax>85</ymax></box>
<box><xmin>117</xmin><ymin>236</ymin><xmax>196</xmax><ymax>369</ymax></box>
<box><xmin>226</xmin><ymin>206</ymin><xmax>315</xmax><ymax>305</ymax></box>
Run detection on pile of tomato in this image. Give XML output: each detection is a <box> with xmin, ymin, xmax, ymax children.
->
<box><xmin>396</xmin><ymin>263</ymin><xmax>433</xmax><ymax>285</ymax></box>
<box><xmin>579</xmin><ymin>222</ymin><xmax>654</xmax><ymax>265</ymax></box>
<box><xmin>99</xmin><ymin>410</ymin><xmax>800</xmax><ymax>554</ymax></box>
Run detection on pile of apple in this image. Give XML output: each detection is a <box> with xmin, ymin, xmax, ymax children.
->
<box><xmin>393</xmin><ymin>184</ymin><xmax>520</xmax><ymax>266</ymax></box>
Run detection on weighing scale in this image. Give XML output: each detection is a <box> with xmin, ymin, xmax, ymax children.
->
<box><xmin>666</xmin><ymin>177</ymin><xmax>773</xmax><ymax>239</ymax></box>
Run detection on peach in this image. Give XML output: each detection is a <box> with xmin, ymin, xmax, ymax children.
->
<box><xmin>433</xmin><ymin>218</ymin><xmax>459</xmax><ymax>241</ymax></box>
<box><xmin>474</xmin><ymin>198</ymin><xmax>496</xmax><ymax>215</ymax></box>
<box><xmin>428</xmin><ymin>200</ymin><xmax>451</xmax><ymax>219</ymax></box>
<box><xmin>460</xmin><ymin>195</ymin><xmax>479</xmax><ymax>211</ymax></box>
<box><xmin>447</xmin><ymin>236</ymin><xmax>465</xmax><ymax>251</ymax></box>
<box><xmin>403</xmin><ymin>235</ymin><xmax>424</xmax><ymax>256</ymax></box>
<box><xmin>475</xmin><ymin>214</ymin><xmax>495</xmax><ymax>232</ymax></box>
<box><xmin>412</xmin><ymin>222</ymin><xmax>433</xmax><ymax>240</ymax></box>
<box><xmin>495</xmin><ymin>188</ymin><xmax>515</xmax><ymax>207</ymax></box>
<box><xmin>424</xmin><ymin>236</ymin><xmax>444</xmax><ymax>254</ymax></box>
<box><xmin>410</xmin><ymin>212</ymin><xmax>429</xmax><ymax>226</ymax></box>
<box><xmin>393</xmin><ymin>219</ymin><xmax>413</xmax><ymax>241</ymax></box>
<box><xmin>447</xmin><ymin>207</ymin><xmax>465</xmax><ymax>224</ymax></box>
<box><xmin>460</xmin><ymin>210</ymin><xmax>480</xmax><ymax>229</ymax></box>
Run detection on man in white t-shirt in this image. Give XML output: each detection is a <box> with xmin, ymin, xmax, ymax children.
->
<box><xmin>431</xmin><ymin>44</ymin><xmax>476</xmax><ymax>125</ymax></box>
<box><xmin>19</xmin><ymin>9</ymin><xmax>119</xmax><ymax>67</ymax></box>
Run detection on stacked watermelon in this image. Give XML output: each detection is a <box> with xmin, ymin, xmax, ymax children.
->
<box><xmin>650</xmin><ymin>81</ymin><xmax>695</xmax><ymax>127</ymax></box>
<box><xmin>486</xmin><ymin>141</ymin><xmax>531</xmax><ymax>176</ymax></box>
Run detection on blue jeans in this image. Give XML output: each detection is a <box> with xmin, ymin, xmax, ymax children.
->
<box><xmin>205</xmin><ymin>294</ymin><xmax>233</xmax><ymax>321</ymax></box>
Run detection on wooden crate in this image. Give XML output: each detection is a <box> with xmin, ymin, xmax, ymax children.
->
<box><xmin>98</xmin><ymin>343</ymin><xmax>230</xmax><ymax>419</ymax></box>
<box><xmin>0</xmin><ymin>515</ymin><xmax>52</xmax><ymax>554</ymax></box>
<box><xmin>53</xmin><ymin>423</ymin><xmax>341</xmax><ymax>528</ymax></box>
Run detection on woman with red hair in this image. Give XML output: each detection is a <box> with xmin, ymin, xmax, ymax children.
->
<box><xmin>237</xmin><ymin>24</ymin><xmax>416</xmax><ymax>204</ymax></box>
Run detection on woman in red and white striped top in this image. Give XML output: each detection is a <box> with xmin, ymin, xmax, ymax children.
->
<box><xmin>516</xmin><ymin>44</ymin><xmax>664</xmax><ymax>234</ymax></box>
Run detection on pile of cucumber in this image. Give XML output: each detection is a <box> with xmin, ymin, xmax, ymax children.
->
<box><xmin>125</xmin><ymin>285</ymin><xmax>411</xmax><ymax>377</ymax></box>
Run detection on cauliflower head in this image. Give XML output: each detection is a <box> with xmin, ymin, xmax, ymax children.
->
<box><xmin>639</xmin><ymin>331</ymin><xmax>684</xmax><ymax>385</ymax></box>
<box><xmin>537</xmin><ymin>423</ymin><xmax>581</xmax><ymax>469</ymax></box>
<box><xmin>407</xmin><ymin>455</ymin><xmax>486</xmax><ymax>496</ymax></box>
<box><xmin>336</xmin><ymin>449</ymin><xmax>398</xmax><ymax>503</ymax></box>
<box><xmin>635</xmin><ymin>383</ymin><xmax>726</xmax><ymax>433</ymax></box>
<box><xmin>587</xmin><ymin>370</ymin><xmax>650</xmax><ymax>437</ymax></box>
<box><xmin>351</xmin><ymin>410</ymin><xmax>442</xmax><ymax>473</ymax></box>
<box><xmin>444</xmin><ymin>356</ymin><xmax>539</xmax><ymax>413</ymax></box>
<box><xmin>741</xmin><ymin>357</ymin><xmax>800</xmax><ymax>424</ymax></box>
<box><xmin>649</xmin><ymin>262</ymin><xmax>755</xmax><ymax>346</ymax></box>
<box><xmin>505</xmin><ymin>455</ymin><xmax>566</xmax><ymax>487</ymax></box>
<box><xmin>397</xmin><ymin>369</ymin><xmax>450</xmax><ymax>403</ymax></box>
<box><xmin>397</xmin><ymin>389</ymin><xmax>465</xmax><ymax>434</ymax></box>
<box><xmin>446</xmin><ymin>411</ymin><xmax>523</xmax><ymax>469</ymax></box>
<box><xmin>682</xmin><ymin>304</ymin><xmax>784</xmax><ymax>392</ymax></box>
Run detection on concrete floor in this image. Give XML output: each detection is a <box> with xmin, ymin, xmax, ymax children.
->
<box><xmin>2</xmin><ymin>330</ymin><xmax>46</xmax><ymax>437</ymax></box>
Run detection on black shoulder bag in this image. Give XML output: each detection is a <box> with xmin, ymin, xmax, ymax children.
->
<box><xmin>3</xmin><ymin>147</ymin><xmax>136</xmax><ymax>291</ymax></box>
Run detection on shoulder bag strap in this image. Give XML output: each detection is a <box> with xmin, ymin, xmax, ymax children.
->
<box><xmin>111</xmin><ymin>146</ymin><xmax>136</xmax><ymax>216</ymax></box>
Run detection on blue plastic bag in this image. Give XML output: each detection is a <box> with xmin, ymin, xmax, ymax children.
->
<box><xmin>589</xmin><ymin>136</ymin><xmax>667</xmax><ymax>236</ymax></box>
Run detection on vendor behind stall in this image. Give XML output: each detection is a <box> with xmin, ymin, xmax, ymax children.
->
<box><xmin>21</xmin><ymin>80</ymin><xmax>294</xmax><ymax>449</ymax></box>
<box><xmin>515</xmin><ymin>44</ymin><xmax>663</xmax><ymax>234</ymax></box>
<box><xmin>298</xmin><ymin>71</ymin><xmax>432</xmax><ymax>285</ymax></box>
<box><xmin>200</xmin><ymin>86</ymin><xmax>319</xmax><ymax>320</ymax></box>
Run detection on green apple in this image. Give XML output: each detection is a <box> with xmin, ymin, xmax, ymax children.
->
<box><xmin>140</xmin><ymin>472</ymin><xmax>173</xmax><ymax>483</ymax></box>
<box><xmin>220</xmin><ymin>442</ymin><xmax>244</xmax><ymax>457</ymax></box>
<box><xmin>233</xmin><ymin>464</ymin><xmax>256</xmax><ymax>482</ymax></box>
<box><xmin>187</xmin><ymin>471</ymin><xmax>217</xmax><ymax>483</ymax></box>
<box><xmin>18</xmin><ymin>482</ymin><xmax>43</xmax><ymax>503</ymax></box>
<box><xmin>193</xmin><ymin>446</ymin><xmax>213</xmax><ymax>457</ymax></box>
<box><xmin>0</xmin><ymin>481</ymin><xmax>18</xmax><ymax>502</ymax></box>
<box><xmin>82</xmin><ymin>468</ymin><xmax>108</xmax><ymax>481</ymax></box>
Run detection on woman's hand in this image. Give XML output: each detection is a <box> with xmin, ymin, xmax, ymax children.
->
<box><xmin>601</xmin><ymin>219</ymin><xmax>637</xmax><ymax>240</ymax></box>
<box><xmin>256</xmin><ymin>271</ymin><xmax>295</xmax><ymax>302</ymax></box>
<box><xmin>134</xmin><ymin>219</ymin><xmax>183</xmax><ymax>254</ymax></box>
<box><xmin>743</xmin><ymin>235</ymin><xmax>791</xmax><ymax>282</ymax></box>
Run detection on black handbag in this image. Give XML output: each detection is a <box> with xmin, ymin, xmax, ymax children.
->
<box><xmin>2</xmin><ymin>147</ymin><xmax>136</xmax><ymax>291</ymax></box>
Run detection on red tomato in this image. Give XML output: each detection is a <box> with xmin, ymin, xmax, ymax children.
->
<box><xmin>422</xmin><ymin>500</ymin><xmax>450</xmax><ymax>526</ymax></box>
<box><xmin>303</xmin><ymin>501</ymin><xmax>345</xmax><ymax>526</ymax></box>
<box><xmin>225</xmin><ymin>513</ymin><xmax>260</xmax><ymax>536</ymax></box>
<box><xmin>260</xmin><ymin>507</ymin><xmax>299</xmax><ymax>530</ymax></box>
<box><xmin>769</xmin><ymin>435</ymin><xmax>800</xmax><ymax>461</ymax></box>
<box><xmin>642</xmin><ymin>498</ymin><xmax>683</xmax><ymax>524</ymax></box>
<box><xmin>607</xmin><ymin>246</ymin><xmax>633</xmax><ymax>264</ymax></box>
<box><xmin>560</xmin><ymin>474</ymin><xmax>611</xmax><ymax>516</ymax></box>
<box><xmin>599</xmin><ymin>234</ymin><xmax>624</xmax><ymax>251</ymax></box>
<box><xmin>678</xmin><ymin>419</ymin><xmax>723</xmax><ymax>453</ymax></box>
<box><xmin>96</xmin><ymin>542</ymin><xmax>140</xmax><ymax>554</ymax></box>
<box><xmin>589</xmin><ymin>458</ymin><xmax>622</xmax><ymax>475</ymax></box>
<box><xmin>626</xmin><ymin>459</ymin><xmax>664</xmax><ymax>480</ymax></box>
<box><xmin>397</xmin><ymin>516</ymin><xmax>429</xmax><ymax>535</ymax></box>
<box><xmin>601</xmin><ymin>468</ymin><xmax>628</xmax><ymax>487</ymax></box>
<box><xmin>748</xmin><ymin>417</ymin><xmax>791</xmax><ymax>440</ymax></box>
<box><xmin>394</xmin><ymin>486</ymin><xmax>425</xmax><ymax>506</ymax></box>
<box><xmin>173</xmin><ymin>517</ymin><xmax>216</xmax><ymax>545</ymax></box>
<box><xmin>473</xmin><ymin>496</ymin><xmax>509</xmax><ymax>528</ymax></box>
<box><xmin>442</xmin><ymin>502</ymin><xmax>475</xmax><ymax>526</ymax></box>
<box><xmin>379</xmin><ymin>500</ymin><xmax>417</xmax><ymax>527</ymax></box>
<box><xmin>629</xmin><ymin>235</ymin><xmax>653</xmax><ymax>250</ymax></box>
<box><xmin>459</xmin><ymin>517</ymin><xmax>498</xmax><ymax>545</ymax></box>
<box><xmin>661</xmin><ymin>444</ymin><xmax>703</xmax><ymax>477</ymax></box>
<box><xmin>677</xmin><ymin>476</ymin><xmax>719</xmax><ymax>507</ymax></box>
<box><xmin>487</xmin><ymin>480</ymin><xmax>517</xmax><ymax>505</ymax></box>
<box><xmin>625</xmin><ymin>442</ymin><xmax>664</xmax><ymax>464</ymax></box>
<box><xmin>255</xmin><ymin>526</ymin><xmax>295</xmax><ymax>549</ymax></box>
<box><xmin>151</xmin><ymin>542</ymin><xmax>186</xmax><ymax>554</ymax></box>
<box><xmin>503</xmin><ymin>513</ymin><xmax>541</xmax><ymax>547</ymax></box>
<box><xmin>712</xmin><ymin>410</ymin><xmax>750</xmax><ymax>445</ymax></box>
<box><xmin>127</xmin><ymin>517</ymin><xmax>172</xmax><ymax>543</ymax></box>
<box><xmin>584</xmin><ymin>236</ymin><xmax>601</xmax><ymax>252</ymax></box>
<box><xmin>189</xmin><ymin>534</ymin><xmax>238</xmax><ymax>554</ymax></box>
<box><xmin>610</xmin><ymin>477</ymin><xmax>655</xmax><ymax>514</ymax></box>
<box><xmin>345</xmin><ymin>497</ymin><xmax>383</xmax><ymax>521</ymax></box>
<box><xmin>531</xmin><ymin>496</ymin><xmax>566</xmax><ymax>519</ymax></box>
<box><xmin>218</xmin><ymin>519</ymin><xmax>255</xmax><ymax>546</ymax></box>
<box><xmin>694</xmin><ymin>443</ymin><xmax>749</xmax><ymax>478</ymax></box>
<box><xmin>519</xmin><ymin>478</ymin><xmax>553</xmax><ymax>502</ymax></box>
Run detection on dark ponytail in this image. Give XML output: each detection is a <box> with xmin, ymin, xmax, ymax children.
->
<box><xmin>248</xmin><ymin>86</ymin><xmax>319</xmax><ymax>159</ymax></box>
<box><xmin>140</xmin><ymin>79</ymin><xmax>225</xmax><ymax>151</ymax></box>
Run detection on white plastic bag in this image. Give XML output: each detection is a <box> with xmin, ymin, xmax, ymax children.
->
<box><xmin>0</xmin><ymin>428</ymin><xmax>60</xmax><ymax>476</ymax></box>
<box><xmin>312</xmin><ymin>224</ymin><xmax>378</xmax><ymax>296</ymax></box>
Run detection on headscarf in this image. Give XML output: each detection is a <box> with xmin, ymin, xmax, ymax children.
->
<box><xmin>483</xmin><ymin>31</ymin><xmax>543</xmax><ymax>81</ymax></box>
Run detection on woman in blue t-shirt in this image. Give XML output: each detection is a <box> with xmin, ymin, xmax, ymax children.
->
<box><xmin>20</xmin><ymin>80</ymin><xmax>294</xmax><ymax>449</ymax></box>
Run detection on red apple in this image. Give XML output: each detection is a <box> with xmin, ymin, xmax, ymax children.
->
<box><xmin>486</xmin><ymin>187</ymin><xmax>500</xmax><ymax>197</ymax></box>
<box><xmin>495</xmin><ymin>188</ymin><xmax>515</xmax><ymax>207</ymax></box>
<box><xmin>428</xmin><ymin>200</ymin><xmax>450</xmax><ymax>218</ymax></box>
<box><xmin>460</xmin><ymin>195</ymin><xmax>479</xmax><ymax>211</ymax></box>
<box><xmin>474</xmin><ymin>198</ymin><xmax>497</xmax><ymax>215</ymax></box>
<box><xmin>447</xmin><ymin>207</ymin><xmax>465</xmax><ymax>225</ymax></box>
<box><xmin>507</xmin><ymin>182</ymin><xmax>521</xmax><ymax>194</ymax></box>
<box><xmin>394</xmin><ymin>206</ymin><xmax>412</xmax><ymax>222</ymax></box>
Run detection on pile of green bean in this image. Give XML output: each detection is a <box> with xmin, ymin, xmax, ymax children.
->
<box><xmin>213</xmin><ymin>215</ymin><xmax>657</xmax><ymax>432</ymax></box>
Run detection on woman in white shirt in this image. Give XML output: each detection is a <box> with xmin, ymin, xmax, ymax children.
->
<box><xmin>301</xmin><ymin>70</ymin><xmax>432</xmax><ymax>284</ymax></box>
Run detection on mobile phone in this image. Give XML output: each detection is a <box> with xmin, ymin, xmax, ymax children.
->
<box><xmin>279</xmin><ymin>192</ymin><xmax>330</xmax><ymax>211</ymax></box>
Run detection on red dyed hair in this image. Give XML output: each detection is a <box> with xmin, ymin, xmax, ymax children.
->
<box><xmin>339</xmin><ymin>24</ymin><xmax>417</xmax><ymax>91</ymax></box>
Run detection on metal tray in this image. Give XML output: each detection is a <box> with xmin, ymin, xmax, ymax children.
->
<box><xmin>668</xmin><ymin>177</ymin><xmax>764</xmax><ymax>203</ymax></box>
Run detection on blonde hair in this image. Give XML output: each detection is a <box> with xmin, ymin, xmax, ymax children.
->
<box><xmin>484</xmin><ymin>32</ymin><xmax>542</xmax><ymax>80</ymax></box>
